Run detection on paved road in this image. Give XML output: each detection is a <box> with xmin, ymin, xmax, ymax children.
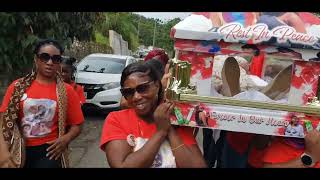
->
<box><xmin>69</xmin><ymin>112</ymin><xmax>109</xmax><ymax>168</ymax></box>
<box><xmin>69</xmin><ymin>111</ymin><xmax>204</xmax><ymax>168</ymax></box>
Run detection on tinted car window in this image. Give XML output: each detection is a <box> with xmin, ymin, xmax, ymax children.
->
<box><xmin>77</xmin><ymin>56</ymin><xmax>126</xmax><ymax>74</ymax></box>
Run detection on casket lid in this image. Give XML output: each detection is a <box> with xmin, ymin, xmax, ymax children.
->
<box><xmin>171</xmin><ymin>12</ymin><xmax>320</xmax><ymax>50</ymax></box>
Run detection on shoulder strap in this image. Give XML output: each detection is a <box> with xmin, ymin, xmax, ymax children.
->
<box><xmin>56</xmin><ymin>73</ymin><xmax>69</xmax><ymax>168</ymax></box>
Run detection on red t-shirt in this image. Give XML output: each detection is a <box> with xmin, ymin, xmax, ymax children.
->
<box><xmin>248</xmin><ymin>147</ymin><xmax>267</xmax><ymax>168</ymax></box>
<box><xmin>250</xmin><ymin>53</ymin><xmax>265</xmax><ymax>78</ymax></box>
<box><xmin>263</xmin><ymin>137</ymin><xmax>320</xmax><ymax>168</ymax></box>
<box><xmin>70</xmin><ymin>82</ymin><xmax>86</xmax><ymax>104</ymax></box>
<box><xmin>100</xmin><ymin>108</ymin><xmax>197</xmax><ymax>151</ymax></box>
<box><xmin>0</xmin><ymin>80</ymin><xmax>84</xmax><ymax>147</ymax></box>
<box><xmin>226</xmin><ymin>132</ymin><xmax>255</xmax><ymax>154</ymax></box>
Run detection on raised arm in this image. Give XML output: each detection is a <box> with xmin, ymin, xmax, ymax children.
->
<box><xmin>105</xmin><ymin>130</ymin><xmax>167</xmax><ymax>168</ymax></box>
<box><xmin>264</xmin><ymin>130</ymin><xmax>320</xmax><ymax>168</ymax></box>
<box><xmin>105</xmin><ymin>102</ymin><xmax>173</xmax><ymax>168</ymax></box>
<box><xmin>167</xmin><ymin>127</ymin><xmax>207</xmax><ymax>168</ymax></box>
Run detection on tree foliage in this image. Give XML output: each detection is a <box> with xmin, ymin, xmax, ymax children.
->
<box><xmin>95</xmin><ymin>12</ymin><xmax>139</xmax><ymax>51</ymax></box>
<box><xmin>130</xmin><ymin>14</ymin><xmax>181</xmax><ymax>57</ymax></box>
<box><xmin>95</xmin><ymin>13</ymin><xmax>181</xmax><ymax>57</ymax></box>
<box><xmin>0</xmin><ymin>12</ymin><xmax>103</xmax><ymax>72</ymax></box>
<box><xmin>0</xmin><ymin>12</ymin><xmax>182</xmax><ymax>73</ymax></box>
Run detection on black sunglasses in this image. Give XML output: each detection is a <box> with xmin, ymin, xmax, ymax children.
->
<box><xmin>37</xmin><ymin>53</ymin><xmax>62</xmax><ymax>64</ymax></box>
<box><xmin>120</xmin><ymin>81</ymin><xmax>154</xmax><ymax>100</ymax></box>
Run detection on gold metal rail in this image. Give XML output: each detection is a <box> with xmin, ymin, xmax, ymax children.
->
<box><xmin>179</xmin><ymin>94</ymin><xmax>320</xmax><ymax>116</ymax></box>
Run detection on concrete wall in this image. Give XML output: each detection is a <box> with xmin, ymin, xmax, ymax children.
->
<box><xmin>109</xmin><ymin>30</ymin><xmax>130</xmax><ymax>55</ymax></box>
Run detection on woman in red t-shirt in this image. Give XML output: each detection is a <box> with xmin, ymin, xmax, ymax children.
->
<box><xmin>61</xmin><ymin>56</ymin><xmax>86</xmax><ymax>105</ymax></box>
<box><xmin>263</xmin><ymin>130</ymin><xmax>320</xmax><ymax>168</ymax></box>
<box><xmin>0</xmin><ymin>39</ymin><xmax>84</xmax><ymax>168</ymax></box>
<box><xmin>100</xmin><ymin>62</ymin><xmax>206</xmax><ymax>168</ymax></box>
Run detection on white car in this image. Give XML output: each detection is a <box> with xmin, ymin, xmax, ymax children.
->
<box><xmin>75</xmin><ymin>53</ymin><xmax>137</xmax><ymax>110</ymax></box>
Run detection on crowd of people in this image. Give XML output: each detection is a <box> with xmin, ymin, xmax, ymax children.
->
<box><xmin>0</xmin><ymin>39</ymin><xmax>320</xmax><ymax>168</ymax></box>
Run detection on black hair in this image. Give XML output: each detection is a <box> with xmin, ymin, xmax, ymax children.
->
<box><xmin>120</xmin><ymin>62</ymin><xmax>163</xmax><ymax>105</ymax></box>
<box><xmin>62</xmin><ymin>56</ymin><xmax>77</xmax><ymax>80</ymax></box>
<box><xmin>62</xmin><ymin>56</ymin><xmax>77</xmax><ymax>66</ymax></box>
<box><xmin>145</xmin><ymin>58</ymin><xmax>165</xmax><ymax>78</ymax></box>
<box><xmin>241</xmin><ymin>44</ymin><xmax>260</xmax><ymax>56</ymax></box>
<box><xmin>33</xmin><ymin>39</ymin><xmax>64</xmax><ymax>55</ymax></box>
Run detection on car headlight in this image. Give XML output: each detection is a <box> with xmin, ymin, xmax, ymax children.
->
<box><xmin>102</xmin><ymin>82</ymin><xmax>120</xmax><ymax>90</ymax></box>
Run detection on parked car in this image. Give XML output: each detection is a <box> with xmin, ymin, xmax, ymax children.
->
<box><xmin>75</xmin><ymin>53</ymin><xmax>137</xmax><ymax>111</ymax></box>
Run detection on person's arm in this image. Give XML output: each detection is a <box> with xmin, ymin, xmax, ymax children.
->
<box><xmin>46</xmin><ymin>124</ymin><xmax>82</xmax><ymax>160</ymax></box>
<box><xmin>167</xmin><ymin>127</ymin><xmax>207</xmax><ymax>168</ymax></box>
<box><xmin>264</xmin><ymin>159</ymin><xmax>306</xmax><ymax>168</ymax></box>
<box><xmin>47</xmin><ymin>86</ymin><xmax>85</xmax><ymax>160</ymax></box>
<box><xmin>264</xmin><ymin>130</ymin><xmax>320</xmax><ymax>168</ymax></box>
<box><xmin>105</xmin><ymin>101</ymin><xmax>174</xmax><ymax>168</ymax></box>
<box><xmin>105</xmin><ymin>130</ymin><xmax>168</xmax><ymax>168</ymax></box>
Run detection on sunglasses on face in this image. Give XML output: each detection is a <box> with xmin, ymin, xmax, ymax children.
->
<box><xmin>37</xmin><ymin>53</ymin><xmax>62</xmax><ymax>64</ymax></box>
<box><xmin>120</xmin><ymin>81</ymin><xmax>154</xmax><ymax>100</ymax></box>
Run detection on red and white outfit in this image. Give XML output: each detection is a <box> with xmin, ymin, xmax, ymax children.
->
<box><xmin>0</xmin><ymin>80</ymin><xmax>84</xmax><ymax>147</ymax></box>
<box><xmin>100</xmin><ymin>108</ymin><xmax>197</xmax><ymax>168</ymax></box>
<box><xmin>263</xmin><ymin>137</ymin><xmax>320</xmax><ymax>168</ymax></box>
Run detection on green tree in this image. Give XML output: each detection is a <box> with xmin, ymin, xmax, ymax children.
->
<box><xmin>96</xmin><ymin>12</ymin><xmax>139</xmax><ymax>51</ymax></box>
<box><xmin>0</xmin><ymin>12</ymin><xmax>103</xmax><ymax>73</ymax></box>
<box><xmin>155</xmin><ymin>18</ymin><xmax>181</xmax><ymax>57</ymax></box>
<box><xmin>129</xmin><ymin>14</ymin><xmax>181</xmax><ymax>57</ymax></box>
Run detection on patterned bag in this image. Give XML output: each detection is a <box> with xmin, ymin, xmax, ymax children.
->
<box><xmin>56</xmin><ymin>74</ymin><xmax>69</xmax><ymax>168</ymax></box>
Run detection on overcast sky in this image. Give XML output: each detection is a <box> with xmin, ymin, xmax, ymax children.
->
<box><xmin>135</xmin><ymin>12</ymin><xmax>191</xmax><ymax>21</ymax></box>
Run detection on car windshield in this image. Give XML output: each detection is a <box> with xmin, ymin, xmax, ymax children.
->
<box><xmin>77</xmin><ymin>56</ymin><xmax>126</xmax><ymax>74</ymax></box>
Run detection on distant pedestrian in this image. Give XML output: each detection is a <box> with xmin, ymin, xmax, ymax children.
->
<box><xmin>61</xmin><ymin>56</ymin><xmax>86</xmax><ymax>105</ymax></box>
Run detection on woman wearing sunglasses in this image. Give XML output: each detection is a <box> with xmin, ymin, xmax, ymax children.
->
<box><xmin>0</xmin><ymin>39</ymin><xmax>84</xmax><ymax>168</ymax></box>
<box><xmin>120</xmin><ymin>49</ymin><xmax>171</xmax><ymax>109</ymax></box>
<box><xmin>100</xmin><ymin>63</ymin><xmax>206</xmax><ymax>168</ymax></box>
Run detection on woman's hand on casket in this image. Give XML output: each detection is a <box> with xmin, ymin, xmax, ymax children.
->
<box><xmin>305</xmin><ymin>129</ymin><xmax>320</xmax><ymax>162</ymax></box>
<box><xmin>154</xmin><ymin>101</ymin><xmax>175</xmax><ymax>134</ymax></box>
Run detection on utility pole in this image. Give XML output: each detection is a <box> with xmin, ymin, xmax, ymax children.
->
<box><xmin>152</xmin><ymin>20</ymin><xmax>156</xmax><ymax>48</ymax></box>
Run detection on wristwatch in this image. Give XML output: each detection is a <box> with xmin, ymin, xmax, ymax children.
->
<box><xmin>300</xmin><ymin>153</ymin><xmax>315</xmax><ymax>167</ymax></box>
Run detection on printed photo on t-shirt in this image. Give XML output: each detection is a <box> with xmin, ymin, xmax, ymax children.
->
<box><xmin>21</xmin><ymin>98</ymin><xmax>56</xmax><ymax>138</ymax></box>
<box><xmin>133</xmin><ymin>137</ymin><xmax>176</xmax><ymax>168</ymax></box>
